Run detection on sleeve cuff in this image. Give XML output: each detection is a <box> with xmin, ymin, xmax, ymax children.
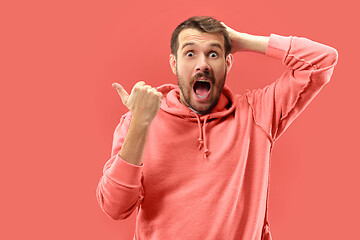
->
<box><xmin>265</xmin><ymin>33</ymin><xmax>292</xmax><ymax>62</ymax></box>
<box><xmin>106</xmin><ymin>154</ymin><xmax>143</xmax><ymax>187</ymax></box>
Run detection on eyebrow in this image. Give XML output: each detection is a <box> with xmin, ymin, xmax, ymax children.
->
<box><xmin>181</xmin><ymin>42</ymin><xmax>223</xmax><ymax>51</ymax></box>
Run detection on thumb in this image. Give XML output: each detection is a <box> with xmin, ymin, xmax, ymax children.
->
<box><xmin>112</xmin><ymin>83</ymin><xmax>129</xmax><ymax>106</ymax></box>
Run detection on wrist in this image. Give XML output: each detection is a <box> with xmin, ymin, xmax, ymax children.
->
<box><xmin>235</xmin><ymin>32</ymin><xmax>250</xmax><ymax>50</ymax></box>
<box><xmin>235</xmin><ymin>33</ymin><xmax>269</xmax><ymax>54</ymax></box>
<box><xmin>131</xmin><ymin>112</ymin><xmax>153</xmax><ymax>129</ymax></box>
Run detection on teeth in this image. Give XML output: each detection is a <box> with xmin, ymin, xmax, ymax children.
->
<box><xmin>193</xmin><ymin>79</ymin><xmax>211</xmax><ymax>99</ymax></box>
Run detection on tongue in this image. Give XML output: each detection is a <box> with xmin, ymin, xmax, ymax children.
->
<box><xmin>194</xmin><ymin>81</ymin><xmax>210</xmax><ymax>96</ymax></box>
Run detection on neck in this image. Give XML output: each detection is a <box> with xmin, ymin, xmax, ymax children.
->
<box><xmin>188</xmin><ymin>106</ymin><xmax>204</xmax><ymax>115</ymax></box>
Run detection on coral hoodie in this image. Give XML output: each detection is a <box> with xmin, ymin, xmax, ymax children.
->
<box><xmin>96</xmin><ymin>33</ymin><xmax>338</xmax><ymax>240</ymax></box>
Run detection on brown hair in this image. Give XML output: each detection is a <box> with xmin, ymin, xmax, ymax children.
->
<box><xmin>170</xmin><ymin>16</ymin><xmax>232</xmax><ymax>58</ymax></box>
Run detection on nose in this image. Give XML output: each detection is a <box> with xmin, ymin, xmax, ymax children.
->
<box><xmin>195</xmin><ymin>54</ymin><xmax>211</xmax><ymax>73</ymax></box>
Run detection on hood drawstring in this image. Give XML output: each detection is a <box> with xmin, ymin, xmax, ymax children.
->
<box><xmin>191</xmin><ymin>112</ymin><xmax>210</xmax><ymax>158</ymax></box>
<box><xmin>157</xmin><ymin>84</ymin><xmax>236</xmax><ymax>159</ymax></box>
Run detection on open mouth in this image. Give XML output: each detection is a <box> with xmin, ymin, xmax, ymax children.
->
<box><xmin>193</xmin><ymin>79</ymin><xmax>211</xmax><ymax>98</ymax></box>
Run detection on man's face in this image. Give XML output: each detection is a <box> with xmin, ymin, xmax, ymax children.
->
<box><xmin>170</xmin><ymin>28</ymin><xmax>233</xmax><ymax>115</ymax></box>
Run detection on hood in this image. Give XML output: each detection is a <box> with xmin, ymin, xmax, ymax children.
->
<box><xmin>156</xmin><ymin>83</ymin><xmax>237</xmax><ymax>158</ymax></box>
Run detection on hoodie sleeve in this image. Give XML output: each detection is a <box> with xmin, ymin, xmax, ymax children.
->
<box><xmin>96</xmin><ymin>112</ymin><xmax>145</xmax><ymax>220</ymax></box>
<box><xmin>245</xmin><ymin>33</ymin><xmax>338</xmax><ymax>143</ymax></box>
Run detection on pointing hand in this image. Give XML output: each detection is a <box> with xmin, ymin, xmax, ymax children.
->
<box><xmin>112</xmin><ymin>81</ymin><xmax>163</xmax><ymax>124</ymax></box>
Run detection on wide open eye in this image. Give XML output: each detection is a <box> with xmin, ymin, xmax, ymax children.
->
<box><xmin>186</xmin><ymin>51</ymin><xmax>194</xmax><ymax>57</ymax></box>
<box><xmin>209</xmin><ymin>52</ymin><xmax>218</xmax><ymax>58</ymax></box>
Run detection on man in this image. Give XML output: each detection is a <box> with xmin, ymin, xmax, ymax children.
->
<box><xmin>96</xmin><ymin>16</ymin><xmax>338</xmax><ymax>239</ymax></box>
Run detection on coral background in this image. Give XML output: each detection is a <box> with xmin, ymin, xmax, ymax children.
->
<box><xmin>1</xmin><ymin>0</ymin><xmax>358</xmax><ymax>239</ymax></box>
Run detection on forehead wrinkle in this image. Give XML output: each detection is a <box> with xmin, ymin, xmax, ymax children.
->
<box><xmin>178</xmin><ymin>29</ymin><xmax>224</xmax><ymax>51</ymax></box>
<box><xmin>181</xmin><ymin>42</ymin><xmax>223</xmax><ymax>51</ymax></box>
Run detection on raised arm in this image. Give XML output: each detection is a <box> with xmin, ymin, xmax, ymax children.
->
<box><xmin>113</xmin><ymin>81</ymin><xmax>163</xmax><ymax>166</ymax></box>
<box><xmin>96</xmin><ymin>81</ymin><xmax>162</xmax><ymax>220</ymax></box>
<box><xmin>222</xmin><ymin>22</ymin><xmax>338</xmax><ymax>142</ymax></box>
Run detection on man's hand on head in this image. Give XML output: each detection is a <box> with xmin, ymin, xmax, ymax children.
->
<box><xmin>221</xmin><ymin>22</ymin><xmax>269</xmax><ymax>55</ymax></box>
<box><xmin>221</xmin><ymin>22</ymin><xmax>243</xmax><ymax>54</ymax></box>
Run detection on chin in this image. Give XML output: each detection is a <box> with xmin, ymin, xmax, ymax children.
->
<box><xmin>191</xmin><ymin>100</ymin><xmax>217</xmax><ymax>114</ymax></box>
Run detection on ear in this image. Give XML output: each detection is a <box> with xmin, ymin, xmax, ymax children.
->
<box><xmin>225</xmin><ymin>53</ymin><xmax>234</xmax><ymax>73</ymax></box>
<box><xmin>169</xmin><ymin>54</ymin><xmax>177</xmax><ymax>75</ymax></box>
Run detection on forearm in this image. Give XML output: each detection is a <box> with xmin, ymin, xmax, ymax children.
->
<box><xmin>119</xmin><ymin>115</ymin><xmax>151</xmax><ymax>166</ymax></box>
<box><xmin>235</xmin><ymin>32</ymin><xmax>270</xmax><ymax>54</ymax></box>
